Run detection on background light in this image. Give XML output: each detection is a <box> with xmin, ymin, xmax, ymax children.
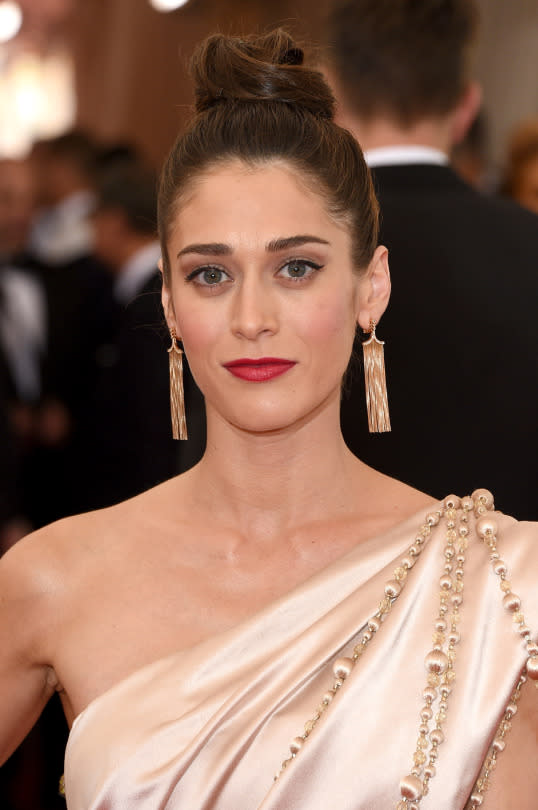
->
<box><xmin>0</xmin><ymin>1</ymin><xmax>22</xmax><ymax>44</ymax></box>
<box><xmin>149</xmin><ymin>0</ymin><xmax>190</xmax><ymax>11</ymax></box>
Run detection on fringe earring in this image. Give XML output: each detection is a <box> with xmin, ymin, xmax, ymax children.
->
<box><xmin>167</xmin><ymin>328</ymin><xmax>188</xmax><ymax>440</ymax></box>
<box><xmin>362</xmin><ymin>319</ymin><xmax>391</xmax><ymax>433</ymax></box>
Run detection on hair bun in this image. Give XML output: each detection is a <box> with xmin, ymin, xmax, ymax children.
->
<box><xmin>191</xmin><ymin>29</ymin><xmax>335</xmax><ymax>120</ymax></box>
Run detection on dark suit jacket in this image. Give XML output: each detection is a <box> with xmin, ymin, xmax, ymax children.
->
<box><xmin>340</xmin><ymin>164</ymin><xmax>538</xmax><ymax>520</ymax></box>
<box><xmin>75</xmin><ymin>271</ymin><xmax>205</xmax><ymax>512</ymax></box>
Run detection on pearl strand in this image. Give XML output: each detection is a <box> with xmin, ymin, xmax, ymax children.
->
<box><xmin>397</xmin><ymin>495</ymin><xmax>470</xmax><ymax>809</ymax></box>
<box><xmin>273</xmin><ymin>507</ymin><xmax>443</xmax><ymax>782</ymax></box>
<box><xmin>464</xmin><ymin>493</ymin><xmax>538</xmax><ymax>808</ymax></box>
<box><xmin>272</xmin><ymin>489</ymin><xmax>537</xmax><ymax>809</ymax></box>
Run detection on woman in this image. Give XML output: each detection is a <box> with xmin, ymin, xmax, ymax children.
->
<box><xmin>1</xmin><ymin>30</ymin><xmax>537</xmax><ymax>810</ymax></box>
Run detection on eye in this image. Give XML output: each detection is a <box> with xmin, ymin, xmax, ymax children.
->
<box><xmin>277</xmin><ymin>259</ymin><xmax>323</xmax><ymax>281</ymax></box>
<box><xmin>185</xmin><ymin>266</ymin><xmax>231</xmax><ymax>287</ymax></box>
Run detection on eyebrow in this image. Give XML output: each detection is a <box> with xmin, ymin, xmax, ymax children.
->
<box><xmin>176</xmin><ymin>235</ymin><xmax>330</xmax><ymax>259</ymax></box>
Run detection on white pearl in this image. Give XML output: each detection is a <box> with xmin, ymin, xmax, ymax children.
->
<box><xmin>492</xmin><ymin>737</ymin><xmax>506</xmax><ymax>752</ymax></box>
<box><xmin>400</xmin><ymin>773</ymin><xmax>423</xmax><ymax>801</ymax></box>
<box><xmin>368</xmin><ymin>616</ymin><xmax>381</xmax><ymax>632</ymax></box>
<box><xmin>472</xmin><ymin>488</ymin><xmax>494</xmax><ymax>509</ymax></box>
<box><xmin>430</xmin><ymin>728</ymin><xmax>445</xmax><ymax>745</ymax></box>
<box><xmin>502</xmin><ymin>592</ymin><xmax>521</xmax><ymax>612</ymax></box>
<box><xmin>425</xmin><ymin>650</ymin><xmax>449</xmax><ymax>674</ymax></box>
<box><xmin>289</xmin><ymin>736</ymin><xmax>304</xmax><ymax>754</ymax></box>
<box><xmin>470</xmin><ymin>792</ymin><xmax>484</xmax><ymax>805</ymax></box>
<box><xmin>439</xmin><ymin>575</ymin><xmax>452</xmax><ymax>591</ymax></box>
<box><xmin>526</xmin><ymin>642</ymin><xmax>538</xmax><ymax>655</ymax></box>
<box><xmin>385</xmin><ymin>579</ymin><xmax>402</xmax><ymax>598</ymax></box>
<box><xmin>526</xmin><ymin>655</ymin><xmax>538</xmax><ymax>680</ymax></box>
<box><xmin>505</xmin><ymin>702</ymin><xmax>518</xmax><ymax>718</ymax></box>
<box><xmin>332</xmin><ymin>657</ymin><xmax>354</xmax><ymax>680</ymax></box>
<box><xmin>426</xmin><ymin>511</ymin><xmax>440</xmax><ymax>526</ymax></box>
<box><xmin>493</xmin><ymin>559</ymin><xmax>507</xmax><ymax>576</ymax></box>
<box><xmin>444</xmin><ymin>495</ymin><xmax>461</xmax><ymax>509</ymax></box>
<box><xmin>401</xmin><ymin>554</ymin><xmax>416</xmax><ymax>569</ymax></box>
<box><xmin>424</xmin><ymin>764</ymin><xmax>436</xmax><ymax>779</ymax></box>
<box><xmin>423</xmin><ymin>686</ymin><xmax>437</xmax><ymax>702</ymax></box>
<box><xmin>476</xmin><ymin>516</ymin><xmax>498</xmax><ymax>539</ymax></box>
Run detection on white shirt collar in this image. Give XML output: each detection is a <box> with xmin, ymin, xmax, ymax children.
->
<box><xmin>114</xmin><ymin>241</ymin><xmax>162</xmax><ymax>305</ymax></box>
<box><xmin>364</xmin><ymin>145</ymin><xmax>449</xmax><ymax>168</ymax></box>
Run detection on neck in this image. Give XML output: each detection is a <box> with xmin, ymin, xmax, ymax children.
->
<box><xmin>188</xmin><ymin>395</ymin><xmax>372</xmax><ymax>543</ymax></box>
<box><xmin>337</xmin><ymin>113</ymin><xmax>453</xmax><ymax>156</ymax></box>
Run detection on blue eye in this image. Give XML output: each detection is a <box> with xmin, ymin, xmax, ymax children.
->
<box><xmin>186</xmin><ymin>266</ymin><xmax>230</xmax><ymax>286</ymax></box>
<box><xmin>278</xmin><ymin>259</ymin><xmax>323</xmax><ymax>280</ymax></box>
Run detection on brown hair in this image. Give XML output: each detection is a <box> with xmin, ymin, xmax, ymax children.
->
<box><xmin>158</xmin><ymin>29</ymin><xmax>378</xmax><ymax>283</ymax></box>
<box><xmin>326</xmin><ymin>0</ymin><xmax>479</xmax><ymax>127</ymax></box>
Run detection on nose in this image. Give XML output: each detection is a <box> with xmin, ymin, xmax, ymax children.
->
<box><xmin>230</xmin><ymin>274</ymin><xmax>278</xmax><ymax>341</ymax></box>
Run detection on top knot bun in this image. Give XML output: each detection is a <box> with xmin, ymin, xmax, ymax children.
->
<box><xmin>191</xmin><ymin>29</ymin><xmax>335</xmax><ymax>120</ymax></box>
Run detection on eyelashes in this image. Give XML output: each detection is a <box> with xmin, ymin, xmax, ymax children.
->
<box><xmin>184</xmin><ymin>258</ymin><xmax>324</xmax><ymax>289</ymax></box>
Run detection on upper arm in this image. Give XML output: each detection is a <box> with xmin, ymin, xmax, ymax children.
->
<box><xmin>0</xmin><ymin>535</ymin><xmax>60</xmax><ymax>764</ymax></box>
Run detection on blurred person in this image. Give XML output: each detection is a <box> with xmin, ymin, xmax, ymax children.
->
<box><xmin>74</xmin><ymin>162</ymin><xmax>203</xmax><ymax>512</ymax></box>
<box><xmin>326</xmin><ymin>0</ymin><xmax>538</xmax><ymax>520</ymax></box>
<box><xmin>0</xmin><ymin>159</ymin><xmax>36</xmax><ymax>263</ymax></box>
<box><xmin>0</xmin><ymin>160</ymin><xmax>45</xmax><ymax>552</ymax></box>
<box><xmin>28</xmin><ymin>131</ymin><xmax>98</xmax><ymax>265</ymax></box>
<box><xmin>501</xmin><ymin>118</ymin><xmax>538</xmax><ymax>215</ymax></box>
<box><xmin>0</xmin><ymin>30</ymin><xmax>538</xmax><ymax>810</ymax></box>
<box><xmin>20</xmin><ymin>132</ymin><xmax>117</xmax><ymax>526</ymax></box>
<box><xmin>0</xmin><ymin>159</ymin><xmax>47</xmax><ymax>415</ymax></box>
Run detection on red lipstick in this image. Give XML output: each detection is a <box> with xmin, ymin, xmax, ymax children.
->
<box><xmin>223</xmin><ymin>357</ymin><xmax>296</xmax><ymax>382</ymax></box>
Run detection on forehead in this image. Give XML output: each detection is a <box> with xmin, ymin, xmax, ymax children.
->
<box><xmin>170</xmin><ymin>160</ymin><xmax>350</xmax><ymax>246</ymax></box>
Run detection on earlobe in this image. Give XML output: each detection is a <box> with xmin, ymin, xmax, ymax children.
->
<box><xmin>356</xmin><ymin>245</ymin><xmax>391</xmax><ymax>331</ymax></box>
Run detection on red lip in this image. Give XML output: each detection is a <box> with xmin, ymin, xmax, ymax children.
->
<box><xmin>223</xmin><ymin>357</ymin><xmax>296</xmax><ymax>382</ymax></box>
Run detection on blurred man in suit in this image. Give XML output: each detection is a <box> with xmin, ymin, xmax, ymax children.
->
<box><xmin>75</xmin><ymin>162</ymin><xmax>204</xmax><ymax>511</ymax></box>
<box><xmin>326</xmin><ymin>0</ymin><xmax>538</xmax><ymax>519</ymax></box>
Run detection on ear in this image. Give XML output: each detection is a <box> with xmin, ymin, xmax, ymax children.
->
<box><xmin>356</xmin><ymin>245</ymin><xmax>391</xmax><ymax>332</ymax></box>
<box><xmin>160</xmin><ymin>259</ymin><xmax>179</xmax><ymax>336</ymax></box>
<box><xmin>450</xmin><ymin>81</ymin><xmax>482</xmax><ymax>146</ymax></box>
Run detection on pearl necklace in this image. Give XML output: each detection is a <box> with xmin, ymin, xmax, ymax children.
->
<box><xmin>273</xmin><ymin>490</ymin><xmax>538</xmax><ymax>808</ymax></box>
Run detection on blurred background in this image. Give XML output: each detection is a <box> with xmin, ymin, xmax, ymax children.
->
<box><xmin>0</xmin><ymin>1</ymin><xmax>536</xmax><ymax>808</ymax></box>
<box><xmin>0</xmin><ymin>0</ymin><xmax>536</xmax><ymax>170</ymax></box>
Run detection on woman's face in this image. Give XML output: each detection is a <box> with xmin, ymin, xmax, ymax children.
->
<box><xmin>162</xmin><ymin>160</ymin><xmax>389</xmax><ymax>435</ymax></box>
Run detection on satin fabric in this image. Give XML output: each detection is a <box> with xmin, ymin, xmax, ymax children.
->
<box><xmin>64</xmin><ymin>503</ymin><xmax>538</xmax><ymax>809</ymax></box>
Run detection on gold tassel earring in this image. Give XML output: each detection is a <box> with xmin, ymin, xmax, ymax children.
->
<box><xmin>167</xmin><ymin>328</ymin><xmax>188</xmax><ymax>440</ymax></box>
<box><xmin>362</xmin><ymin>319</ymin><xmax>391</xmax><ymax>433</ymax></box>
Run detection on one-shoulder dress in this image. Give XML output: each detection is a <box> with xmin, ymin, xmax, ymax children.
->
<box><xmin>64</xmin><ymin>492</ymin><xmax>538</xmax><ymax>809</ymax></box>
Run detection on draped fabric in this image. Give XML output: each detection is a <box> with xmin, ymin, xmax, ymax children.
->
<box><xmin>64</xmin><ymin>502</ymin><xmax>538</xmax><ymax>809</ymax></box>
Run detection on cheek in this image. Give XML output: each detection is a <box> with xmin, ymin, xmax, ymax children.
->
<box><xmin>302</xmin><ymin>293</ymin><xmax>357</xmax><ymax>353</ymax></box>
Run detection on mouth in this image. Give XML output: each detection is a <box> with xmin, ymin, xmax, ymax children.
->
<box><xmin>222</xmin><ymin>357</ymin><xmax>297</xmax><ymax>382</ymax></box>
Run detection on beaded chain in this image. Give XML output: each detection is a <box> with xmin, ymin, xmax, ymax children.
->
<box><xmin>273</xmin><ymin>490</ymin><xmax>538</xmax><ymax>808</ymax></box>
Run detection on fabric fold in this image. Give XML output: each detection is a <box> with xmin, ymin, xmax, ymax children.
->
<box><xmin>64</xmin><ymin>504</ymin><xmax>538</xmax><ymax>809</ymax></box>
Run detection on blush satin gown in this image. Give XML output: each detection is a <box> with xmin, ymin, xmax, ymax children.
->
<box><xmin>64</xmin><ymin>498</ymin><xmax>538</xmax><ymax>809</ymax></box>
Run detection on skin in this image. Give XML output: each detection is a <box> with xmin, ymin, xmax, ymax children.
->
<box><xmin>0</xmin><ymin>159</ymin><xmax>534</xmax><ymax>806</ymax></box>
